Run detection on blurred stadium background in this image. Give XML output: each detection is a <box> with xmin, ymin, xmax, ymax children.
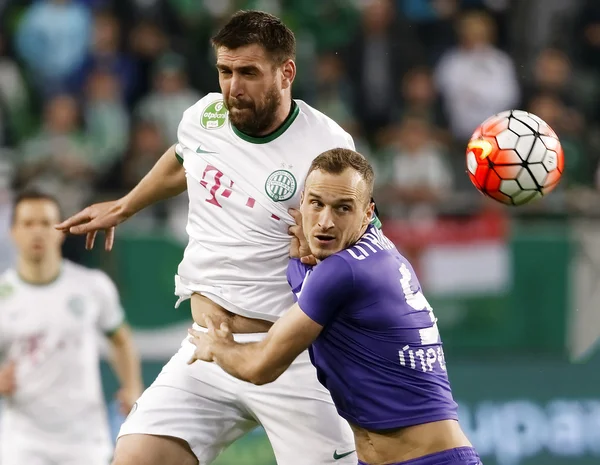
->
<box><xmin>1</xmin><ymin>0</ymin><xmax>600</xmax><ymax>464</ymax></box>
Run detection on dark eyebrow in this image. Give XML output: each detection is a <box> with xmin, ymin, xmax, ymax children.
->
<box><xmin>216</xmin><ymin>64</ymin><xmax>260</xmax><ymax>74</ymax></box>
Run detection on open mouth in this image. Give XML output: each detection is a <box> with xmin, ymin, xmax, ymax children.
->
<box><xmin>314</xmin><ymin>234</ymin><xmax>335</xmax><ymax>244</ymax></box>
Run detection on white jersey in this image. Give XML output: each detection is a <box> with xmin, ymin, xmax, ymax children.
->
<box><xmin>175</xmin><ymin>93</ymin><xmax>354</xmax><ymax>321</ymax></box>
<box><xmin>0</xmin><ymin>261</ymin><xmax>124</xmax><ymax>447</ymax></box>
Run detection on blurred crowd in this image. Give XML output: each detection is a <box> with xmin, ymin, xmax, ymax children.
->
<box><xmin>1</xmin><ymin>0</ymin><xmax>600</xmax><ymax>256</ymax></box>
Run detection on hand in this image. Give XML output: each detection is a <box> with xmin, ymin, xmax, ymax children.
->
<box><xmin>115</xmin><ymin>385</ymin><xmax>142</xmax><ymax>417</ymax></box>
<box><xmin>288</xmin><ymin>208</ymin><xmax>317</xmax><ymax>265</ymax></box>
<box><xmin>55</xmin><ymin>200</ymin><xmax>130</xmax><ymax>251</ymax></box>
<box><xmin>187</xmin><ymin>316</ymin><xmax>234</xmax><ymax>365</ymax></box>
<box><xmin>0</xmin><ymin>361</ymin><xmax>16</xmax><ymax>396</ymax></box>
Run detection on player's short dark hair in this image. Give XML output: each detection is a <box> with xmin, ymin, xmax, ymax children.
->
<box><xmin>211</xmin><ymin>10</ymin><xmax>296</xmax><ymax>65</ymax></box>
<box><xmin>306</xmin><ymin>148</ymin><xmax>375</xmax><ymax>202</ymax></box>
<box><xmin>11</xmin><ymin>190</ymin><xmax>62</xmax><ymax>225</ymax></box>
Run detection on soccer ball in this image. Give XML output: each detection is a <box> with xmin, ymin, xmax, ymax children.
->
<box><xmin>466</xmin><ymin>110</ymin><xmax>564</xmax><ymax>206</ymax></box>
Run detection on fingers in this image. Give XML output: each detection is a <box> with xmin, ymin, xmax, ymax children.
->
<box><xmin>187</xmin><ymin>354</ymin><xmax>197</xmax><ymax>365</ymax></box>
<box><xmin>105</xmin><ymin>227</ymin><xmax>115</xmax><ymax>251</ymax></box>
<box><xmin>288</xmin><ymin>224</ymin><xmax>302</xmax><ymax>238</ymax></box>
<box><xmin>84</xmin><ymin>228</ymin><xmax>115</xmax><ymax>251</ymax></box>
<box><xmin>85</xmin><ymin>231</ymin><xmax>97</xmax><ymax>250</ymax></box>
<box><xmin>120</xmin><ymin>403</ymin><xmax>131</xmax><ymax>417</ymax></box>
<box><xmin>289</xmin><ymin>236</ymin><xmax>300</xmax><ymax>258</ymax></box>
<box><xmin>301</xmin><ymin>255</ymin><xmax>317</xmax><ymax>266</ymax></box>
<box><xmin>69</xmin><ymin>218</ymin><xmax>102</xmax><ymax>235</ymax></box>
<box><xmin>55</xmin><ymin>209</ymin><xmax>91</xmax><ymax>230</ymax></box>
<box><xmin>188</xmin><ymin>328</ymin><xmax>201</xmax><ymax>339</ymax></box>
<box><xmin>288</xmin><ymin>208</ymin><xmax>302</xmax><ymax>225</ymax></box>
<box><xmin>205</xmin><ymin>315</ymin><xmax>216</xmax><ymax>332</ymax></box>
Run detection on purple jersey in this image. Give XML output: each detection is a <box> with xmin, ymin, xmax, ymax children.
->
<box><xmin>287</xmin><ymin>224</ymin><xmax>458</xmax><ymax>431</ymax></box>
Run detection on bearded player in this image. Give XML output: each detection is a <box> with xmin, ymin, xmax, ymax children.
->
<box><xmin>0</xmin><ymin>191</ymin><xmax>142</xmax><ymax>465</ymax></box>
<box><xmin>56</xmin><ymin>10</ymin><xmax>365</xmax><ymax>465</ymax></box>
<box><xmin>188</xmin><ymin>149</ymin><xmax>482</xmax><ymax>465</ymax></box>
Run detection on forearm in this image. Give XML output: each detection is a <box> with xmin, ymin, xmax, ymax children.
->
<box><xmin>120</xmin><ymin>145</ymin><xmax>186</xmax><ymax>216</ymax></box>
<box><xmin>211</xmin><ymin>340</ymin><xmax>289</xmax><ymax>386</ymax></box>
<box><xmin>110</xmin><ymin>330</ymin><xmax>143</xmax><ymax>391</ymax></box>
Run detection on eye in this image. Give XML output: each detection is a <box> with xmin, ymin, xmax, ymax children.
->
<box><xmin>310</xmin><ymin>200</ymin><xmax>323</xmax><ymax>208</ymax></box>
<box><xmin>338</xmin><ymin>205</ymin><xmax>351</xmax><ymax>213</ymax></box>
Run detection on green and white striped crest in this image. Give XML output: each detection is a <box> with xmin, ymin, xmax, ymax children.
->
<box><xmin>265</xmin><ymin>170</ymin><xmax>297</xmax><ymax>202</ymax></box>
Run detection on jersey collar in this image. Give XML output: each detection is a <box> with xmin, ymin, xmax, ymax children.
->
<box><xmin>231</xmin><ymin>100</ymin><xmax>299</xmax><ymax>144</ymax></box>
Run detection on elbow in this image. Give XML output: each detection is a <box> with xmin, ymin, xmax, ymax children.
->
<box><xmin>243</xmin><ymin>360</ymin><xmax>281</xmax><ymax>386</ymax></box>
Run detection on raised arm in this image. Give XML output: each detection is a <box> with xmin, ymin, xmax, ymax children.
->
<box><xmin>55</xmin><ymin>145</ymin><xmax>186</xmax><ymax>250</ymax></box>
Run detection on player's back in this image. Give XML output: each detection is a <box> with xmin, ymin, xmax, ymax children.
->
<box><xmin>0</xmin><ymin>261</ymin><xmax>120</xmax><ymax>447</ymax></box>
<box><xmin>289</xmin><ymin>225</ymin><xmax>458</xmax><ymax>431</ymax></box>
<box><xmin>175</xmin><ymin>93</ymin><xmax>355</xmax><ymax>321</ymax></box>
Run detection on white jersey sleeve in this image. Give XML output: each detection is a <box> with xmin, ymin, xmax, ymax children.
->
<box><xmin>174</xmin><ymin>93</ymin><xmax>223</xmax><ymax>166</ymax></box>
<box><xmin>91</xmin><ymin>270</ymin><xmax>125</xmax><ymax>335</ymax></box>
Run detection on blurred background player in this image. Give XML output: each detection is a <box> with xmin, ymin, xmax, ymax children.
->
<box><xmin>188</xmin><ymin>149</ymin><xmax>481</xmax><ymax>465</ymax></box>
<box><xmin>0</xmin><ymin>191</ymin><xmax>142</xmax><ymax>465</ymax></box>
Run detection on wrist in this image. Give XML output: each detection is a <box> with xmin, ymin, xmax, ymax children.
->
<box><xmin>117</xmin><ymin>196</ymin><xmax>137</xmax><ymax>219</ymax></box>
<box><xmin>210</xmin><ymin>339</ymin><xmax>233</xmax><ymax>362</ymax></box>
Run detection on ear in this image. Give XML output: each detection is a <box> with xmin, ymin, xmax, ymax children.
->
<box><xmin>281</xmin><ymin>59</ymin><xmax>296</xmax><ymax>90</ymax></box>
<box><xmin>300</xmin><ymin>190</ymin><xmax>304</xmax><ymax>205</ymax></box>
<box><xmin>363</xmin><ymin>201</ymin><xmax>375</xmax><ymax>228</ymax></box>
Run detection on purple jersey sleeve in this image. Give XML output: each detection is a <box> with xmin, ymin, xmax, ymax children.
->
<box><xmin>297</xmin><ymin>255</ymin><xmax>354</xmax><ymax>327</ymax></box>
<box><xmin>286</xmin><ymin>258</ymin><xmax>312</xmax><ymax>303</ymax></box>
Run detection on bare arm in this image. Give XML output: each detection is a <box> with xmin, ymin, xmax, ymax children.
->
<box><xmin>55</xmin><ymin>145</ymin><xmax>186</xmax><ymax>250</ymax></box>
<box><xmin>188</xmin><ymin>305</ymin><xmax>323</xmax><ymax>385</ymax></box>
<box><xmin>107</xmin><ymin>324</ymin><xmax>143</xmax><ymax>415</ymax></box>
<box><xmin>119</xmin><ymin>145</ymin><xmax>186</xmax><ymax>216</ymax></box>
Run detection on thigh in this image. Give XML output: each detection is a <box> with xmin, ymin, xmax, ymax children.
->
<box><xmin>112</xmin><ymin>434</ymin><xmax>198</xmax><ymax>465</ymax></box>
<box><xmin>245</xmin><ymin>351</ymin><xmax>356</xmax><ymax>465</ymax></box>
<box><xmin>118</xmin><ymin>341</ymin><xmax>258</xmax><ymax>464</ymax></box>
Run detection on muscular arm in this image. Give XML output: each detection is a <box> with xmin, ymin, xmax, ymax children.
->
<box><xmin>56</xmin><ymin>145</ymin><xmax>187</xmax><ymax>247</ymax></box>
<box><xmin>209</xmin><ymin>304</ymin><xmax>323</xmax><ymax>385</ymax></box>
<box><xmin>120</xmin><ymin>145</ymin><xmax>186</xmax><ymax>216</ymax></box>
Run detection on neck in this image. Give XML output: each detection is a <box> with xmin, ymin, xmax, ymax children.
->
<box><xmin>316</xmin><ymin>224</ymin><xmax>371</xmax><ymax>264</ymax></box>
<box><xmin>257</xmin><ymin>95</ymin><xmax>293</xmax><ymax>136</ymax></box>
<box><xmin>17</xmin><ymin>255</ymin><xmax>62</xmax><ymax>285</ymax></box>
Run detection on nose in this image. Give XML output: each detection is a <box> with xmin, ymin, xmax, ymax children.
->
<box><xmin>317</xmin><ymin>207</ymin><xmax>335</xmax><ymax>230</ymax></box>
<box><xmin>229</xmin><ymin>74</ymin><xmax>244</xmax><ymax>98</ymax></box>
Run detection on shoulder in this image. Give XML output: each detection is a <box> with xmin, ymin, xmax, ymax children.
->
<box><xmin>0</xmin><ymin>269</ymin><xmax>18</xmax><ymax>301</ymax></box>
<box><xmin>342</xmin><ymin>227</ymin><xmax>397</xmax><ymax>263</ymax></box>
<box><xmin>490</xmin><ymin>48</ymin><xmax>516</xmax><ymax>68</ymax></box>
<box><xmin>63</xmin><ymin>261</ymin><xmax>116</xmax><ymax>291</ymax></box>
<box><xmin>310</xmin><ymin>254</ymin><xmax>355</xmax><ymax>287</ymax></box>
<box><xmin>294</xmin><ymin>100</ymin><xmax>355</xmax><ymax>149</ymax></box>
<box><xmin>181</xmin><ymin>92</ymin><xmax>224</xmax><ymax>121</ymax></box>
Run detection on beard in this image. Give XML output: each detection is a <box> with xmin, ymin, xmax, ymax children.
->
<box><xmin>226</xmin><ymin>85</ymin><xmax>282</xmax><ymax>136</ymax></box>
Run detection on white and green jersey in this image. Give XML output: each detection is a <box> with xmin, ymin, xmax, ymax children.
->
<box><xmin>175</xmin><ymin>92</ymin><xmax>355</xmax><ymax>322</ymax></box>
<box><xmin>0</xmin><ymin>260</ymin><xmax>124</xmax><ymax>447</ymax></box>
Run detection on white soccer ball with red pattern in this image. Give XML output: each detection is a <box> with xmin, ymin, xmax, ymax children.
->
<box><xmin>466</xmin><ymin>110</ymin><xmax>565</xmax><ymax>206</ymax></box>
